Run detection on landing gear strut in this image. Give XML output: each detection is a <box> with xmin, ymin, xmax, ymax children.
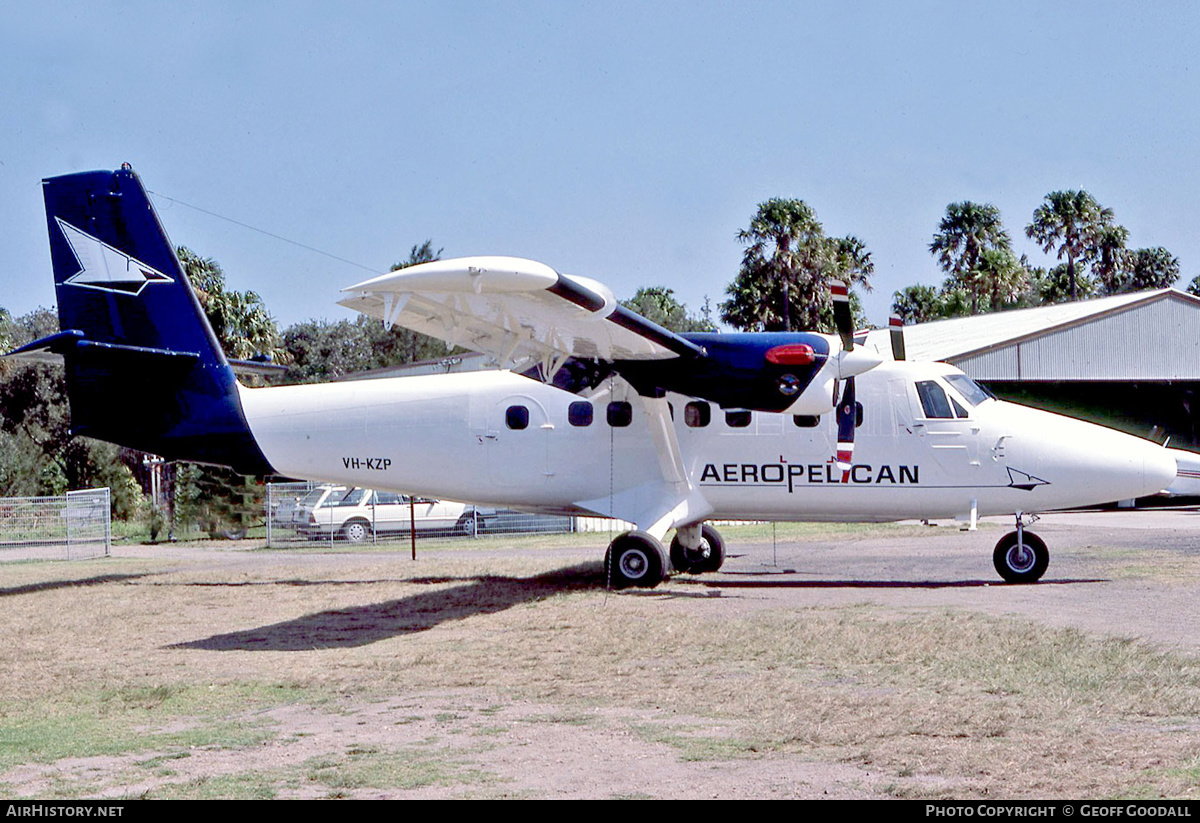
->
<box><xmin>669</xmin><ymin>523</ymin><xmax>726</xmax><ymax>574</ymax></box>
<box><xmin>605</xmin><ymin>531</ymin><xmax>669</xmax><ymax>589</ymax></box>
<box><xmin>993</xmin><ymin>512</ymin><xmax>1049</xmax><ymax>584</ymax></box>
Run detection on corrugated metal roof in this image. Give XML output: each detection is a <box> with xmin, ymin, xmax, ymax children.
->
<box><xmin>877</xmin><ymin>288</ymin><xmax>1200</xmax><ymax>382</ymax></box>
<box><xmin>901</xmin><ymin>289</ymin><xmax>1195</xmax><ymax>360</ymax></box>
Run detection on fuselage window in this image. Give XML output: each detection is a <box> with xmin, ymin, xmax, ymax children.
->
<box><xmin>725</xmin><ymin>409</ymin><xmax>752</xmax><ymax>428</ymax></box>
<box><xmin>506</xmin><ymin>405</ymin><xmax>530</xmax><ymax>430</ymax></box>
<box><xmin>685</xmin><ymin>401</ymin><xmax>711</xmax><ymax>428</ymax></box>
<box><xmin>793</xmin><ymin>414</ymin><xmax>821</xmax><ymax>428</ymax></box>
<box><xmin>568</xmin><ymin>401</ymin><xmax>593</xmax><ymax>427</ymax></box>
<box><xmin>915</xmin><ymin>381</ymin><xmax>953</xmax><ymax>419</ymax></box>
<box><xmin>607</xmin><ymin>401</ymin><xmax>633</xmax><ymax>427</ymax></box>
<box><xmin>855</xmin><ymin>401</ymin><xmax>864</xmax><ymax>427</ymax></box>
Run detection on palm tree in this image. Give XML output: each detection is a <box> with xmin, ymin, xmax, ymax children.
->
<box><xmin>731</xmin><ymin>199</ymin><xmax>826</xmax><ymax>332</ymax></box>
<box><xmin>976</xmin><ymin>247</ymin><xmax>1027</xmax><ymax>312</ymax></box>
<box><xmin>929</xmin><ymin>202</ymin><xmax>1011</xmax><ymax>314</ymax></box>
<box><xmin>1025</xmin><ymin>190</ymin><xmax>1113</xmax><ymax>301</ymax></box>
<box><xmin>1092</xmin><ymin>223</ymin><xmax>1130</xmax><ymax>295</ymax></box>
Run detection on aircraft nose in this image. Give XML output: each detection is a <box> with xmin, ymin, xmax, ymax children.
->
<box><xmin>1003</xmin><ymin>406</ymin><xmax>1177</xmax><ymax>506</ymax></box>
<box><xmin>1142</xmin><ymin>442</ymin><xmax>1178</xmax><ymax>497</ymax></box>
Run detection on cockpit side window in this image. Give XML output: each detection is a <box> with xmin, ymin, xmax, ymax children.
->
<box><xmin>915</xmin><ymin>380</ymin><xmax>954</xmax><ymax>419</ymax></box>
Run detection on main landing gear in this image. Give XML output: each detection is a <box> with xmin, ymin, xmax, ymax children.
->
<box><xmin>605</xmin><ymin>523</ymin><xmax>727</xmax><ymax>589</ymax></box>
<box><xmin>993</xmin><ymin>512</ymin><xmax>1049</xmax><ymax>584</ymax></box>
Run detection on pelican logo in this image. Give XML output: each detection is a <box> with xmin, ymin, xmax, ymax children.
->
<box><xmin>56</xmin><ymin>218</ymin><xmax>174</xmax><ymax>295</ymax></box>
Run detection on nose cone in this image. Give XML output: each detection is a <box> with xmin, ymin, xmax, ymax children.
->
<box><xmin>1002</xmin><ymin>404</ymin><xmax>1177</xmax><ymax>507</ymax></box>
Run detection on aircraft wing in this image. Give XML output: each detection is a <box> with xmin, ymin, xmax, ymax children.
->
<box><xmin>338</xmin><ymin>256</ymin><xmax>706</xmax><ymax>370</ymax></box>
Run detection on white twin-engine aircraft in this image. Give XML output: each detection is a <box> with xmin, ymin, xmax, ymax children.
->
<box><xmin>11</xmin><ymin>166</ymin><xmax>1177</xmax><ymax>588</ymax></box>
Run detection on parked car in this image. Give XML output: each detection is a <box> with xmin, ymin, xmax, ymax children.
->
<box><xmin>297</xmin><ymin>486</ymin><xmax>492</xmax><ymax>542</ymax></box>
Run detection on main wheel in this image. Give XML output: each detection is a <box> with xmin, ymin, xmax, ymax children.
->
<box><xmin>669</xmin><ymin>523</ymin><xmax>727</xmax><ymax>574</ymax></box>
<box><xmin>341</xmin><ymin>519</ymin><xmax>371</xmax><ymax>544</ymax></box>
<box><xmin>605</xmin><ymin>531</ymin><xmax>668</xmax><ymax>589</ymax></box>
<box><xmin>993</xmin><ymin>530</ymin><xmax>1049</xmax><ymax>583</ymax></box>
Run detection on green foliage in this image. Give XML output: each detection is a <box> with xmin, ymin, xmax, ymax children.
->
<box><xmin>0</xmin><ymin>309</ymin><xmax>142</xmax><ymax>512</ymax></box>
<box><xmin>1025</xmin><ymin>190</ymin><xmax>1115</xmax><ymax>301</ymax></box>
<box><xmin>284</xmin><ymin>316</ymin><xmax>452</xmax><ymax>382</ymax></box>
<box><xmin>176</xmin><ymin>245</ymin><xmax>285</xmax><ymax>363</ymax></box>
<box><xmin>891</xmin><ymin>284</ymin><xmax>971</xmax><ymax>324</ymax></box>
<box><xmin>722</xmin><ymin>198</ymin><xmax>872</xmax><ymax>333</ymax></box>
<box><xmin>172</xmin><ymin>463</ymin><xmax>260</xmax><ymax>538</ymax></box>
<box><xmin>1108</xmin><ymin>247</ymin><xmax>1180</xmax><ymax>293</ymax></box>
<box><xmin>620</xmin><ymin>287</ymin><xmax>714</xmax><ymax>333</ymax></box>
<box><xmin>928</xmin><ymin>201</ymin><xmax>1012</xmax><ymax>314</ymax></box>
<box><xmin>392</xmin><ymin>240</ymin><xmax>442</xmax><ymax>272</ymax></box>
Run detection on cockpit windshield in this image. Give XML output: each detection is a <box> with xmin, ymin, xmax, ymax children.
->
<box><xmin>944</xmin><ymin>374</ymin><xmax>994</xmax><ymax>407</ymax></box>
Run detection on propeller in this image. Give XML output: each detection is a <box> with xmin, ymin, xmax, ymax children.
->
<box><xmin>831</xmin><ymin>280</ymin><xmax>856</xmax><ymax>482</ymax></box>
<box><xmin>889</xmin><ymin>315</ymin><xmax>906</xmax><ymax>361</ymax></box>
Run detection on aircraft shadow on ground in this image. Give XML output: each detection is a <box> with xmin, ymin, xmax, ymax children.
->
<box><xmin>168</xmin><ymin>563</ymin><xmax>1107</xmax><ymax>652</ymax></box>
<box><xmin>680</xmin><ymin>575</ymin><xmax>1106</xmax><ymax>589</ymax></box>
<box><xmin>171</xmin><ymin>561</ymin><xmax>667</xmax><ymax>652</ymax></box>
<box><xmin>0</xmin><ymin>573</ymin><xmax>151</xmax><ymax>598</ymax></box>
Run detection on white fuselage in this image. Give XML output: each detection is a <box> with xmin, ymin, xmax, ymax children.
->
<box><xmin>237</xmin><ymin>360</ymin><xmax>1177</xmax><ymax>532</ymax></box>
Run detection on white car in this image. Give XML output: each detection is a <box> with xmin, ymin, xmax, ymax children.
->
<box><xmin>298</xmin><ymin>486</ymin><xmax>490</xmax><ymax>542</ymax></box>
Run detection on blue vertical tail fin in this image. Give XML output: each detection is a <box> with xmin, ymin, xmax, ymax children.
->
<box><xmin>28</xmin><ymin>165</ymin><xmax>273</xmax><ymax>474</ymax></box>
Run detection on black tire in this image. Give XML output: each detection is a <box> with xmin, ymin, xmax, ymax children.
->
<box><xmin>220</xmin><ymin>527</ymin><xmax>247</xmax><ymax>541</ymax></box>
<box><xmin>341</xmin><ymin>519</ymin><xmax>371</xmax><ymax>544</ymax></box>
<box><xmin>605</xmin><ymin>531</ymin><xmax>668</xmax><ymax>589</ymax></box>
<box><xmin>669</xmin><ymin>523</ymin><xmax>727</xmax><ymax>574</ymax></box>
<box><xmin>993</xmin><ymin>530</ymin><xmax>1049</xmax><ymax>583</ymax></box>
<box><xmin>456</xmin><ymin>514</ymin><xmax>478</xmax><ymax>537</ymax></box>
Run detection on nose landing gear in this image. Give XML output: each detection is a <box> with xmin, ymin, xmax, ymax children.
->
<box><xmin>993</xmin><ymin>512</ymin><xmax>1048</xmax><ymax>583</ymax></box>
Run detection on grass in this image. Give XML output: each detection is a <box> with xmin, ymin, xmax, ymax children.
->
<box><xmin>0</xmin><ymin>526</ymin><xmax>1198</xmax><ymax>798</ymax></box>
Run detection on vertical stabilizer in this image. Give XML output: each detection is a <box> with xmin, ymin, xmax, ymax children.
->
<box><xmin>39</xmin><ymin>166</ymin><xmax>273</xmax><ymax>474</ymax></box>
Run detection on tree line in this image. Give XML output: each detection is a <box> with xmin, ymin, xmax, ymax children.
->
<box><xmin>895</xmin><ymin>190</ymin><xmax>1191</xmax><ymax>323</ymax></box>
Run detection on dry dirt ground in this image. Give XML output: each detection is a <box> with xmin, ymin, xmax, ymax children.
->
<box><xmin>3</xmin><ymin>509</ymin><xmax>1200</xmax><ymax>799</ymax></box>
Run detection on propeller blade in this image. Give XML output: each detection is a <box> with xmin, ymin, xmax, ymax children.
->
<box><xmin>889</xmin><ymin>315</ymin><xmax>906</xmax><ymax>361</ymax></box>
<box><xmin>836</xmin><ymin>376</ymin><xmax>856</xmax><ymax>483</ymax></box>
<box><xmin>831</xmin><ymin>280</ymin><xmax>853</xmax><ymax>351</ymax></box>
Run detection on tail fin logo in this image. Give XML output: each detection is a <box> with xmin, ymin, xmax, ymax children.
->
<box><xmin>55</xmin><ymin>217</ymin><xmax>174</xmax><ymax>295</ymax></box>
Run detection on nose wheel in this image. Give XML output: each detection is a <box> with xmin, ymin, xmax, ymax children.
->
<box><xmin>993</xmin><ymin>529</ymin><xmax>1049</xmax><ymax>583</ymax></box>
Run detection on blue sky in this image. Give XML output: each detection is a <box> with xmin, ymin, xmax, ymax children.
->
<box><xmin>3</xmin><ymin>1</ymin><xmax>1199</xmax><ymax>329</ymax></box>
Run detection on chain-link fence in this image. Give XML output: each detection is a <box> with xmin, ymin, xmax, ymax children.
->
<box><xmin>0</xmin><ymin>488</ymin><xmax>111</xmax><ymax>560</ymax></box>
<box><xmin>265</xmin><ymin>481</ymin><xmax>573</xmax><ymax>548</ymax></box>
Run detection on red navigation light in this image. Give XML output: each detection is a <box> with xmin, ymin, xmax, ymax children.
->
<box><xmin>765</xmin><ymin>344</ymin><xmax>816</xmax><ymax>365</ymax></box>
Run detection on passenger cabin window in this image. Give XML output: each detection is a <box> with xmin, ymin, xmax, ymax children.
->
<box><xmin>685</xmin><ymin>401</ymin><xmax>711</xmax><ymax>428</ymax></box>
<box><xmin>725</xmin><ymin>410</ymin><xmax>752</xmax><ymax>428</ymax></box>
<box><xmin>793</xmin><ymin>414</ymin><xmax>821</xmax><ymax>428</ymax></box>
<box><xmin>607</xmin><ymin>401</ymin><xmax>633</xmax><ymax>427</ymax></box>
<box><xmin>915</xmin><ymin>381</ymin><xmax>958</xmax><ymax>419</ymax></box>
<box><xmin>568</xmin><ymin>401</ymin><xmax>593</xmax><ymax>427</ymax></box>
<box><xmin>506</xmin><ymin>405</ymin><xmax>530</xmax><ymax>430</ymax></box>
<box><xmin>855</xmin><ymin>402</ymin><xmax>864</xmax><ymax>427</ymax></box>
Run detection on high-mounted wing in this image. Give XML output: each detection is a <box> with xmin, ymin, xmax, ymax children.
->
<box><xmin>339</xmin><ymin>256</ymin><xmax>705</xmax><ymax>371</ymax></box>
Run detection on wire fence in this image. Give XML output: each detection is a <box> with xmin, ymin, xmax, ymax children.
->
<box><xmin>0</xmin><ymin>488</ymin><xmax>111</xmax><ymax>560</ymax></box>
<box><xmin>265</xmin><ymin>481</ymin><xmax>574</xmax><ymax>548</ymax></box>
